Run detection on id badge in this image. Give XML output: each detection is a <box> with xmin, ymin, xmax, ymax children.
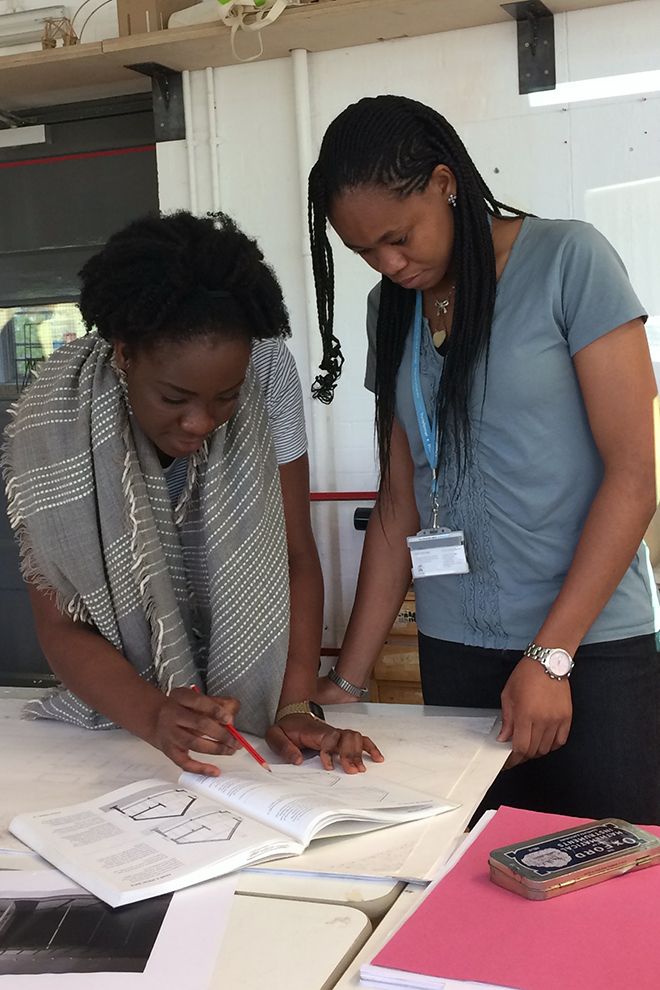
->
<box><xmin>406</xmin><ymin>528</ymin><xmax>469</xmax><ymax>579</ymax></box>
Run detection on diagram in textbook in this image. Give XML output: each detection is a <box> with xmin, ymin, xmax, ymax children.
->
<box><xmin>110</xmin><ymin>788</ymin><xmax>197</xmax><ymax>821</ymax></box>
<box><xmin>155</xmin><ymin>811</ymin><xmax>242</xmax><ymax>845</ymax></box>
<box><xmin>108</xmin><ymin>788</ymin><xmax>243</xmax><ymax>843</ymax></box>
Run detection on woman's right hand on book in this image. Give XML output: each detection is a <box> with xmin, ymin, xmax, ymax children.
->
<box><xmin>147</xmin><ymin>688</ymin><xmax>241</xmax><ymax>776</ymax></box>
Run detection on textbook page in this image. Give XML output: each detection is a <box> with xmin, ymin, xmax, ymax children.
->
<box><xmin>252</xmin><ymin>710</ymin><xmax>507</xmax><ymax>882</ymax></box>
<box><xmin>0</xmin><ymin>697</ymin><xmax>178</xmax><ymax>854</ymax></box>
<box><xmin>182</xmin><ymin>764</ymin><xmax>454</xmax><ymax>846</ymax></box>
<box><xmin>9</xmin><ymin>778</ymin><xmax>302</xmax><ymax>908</ymax></box>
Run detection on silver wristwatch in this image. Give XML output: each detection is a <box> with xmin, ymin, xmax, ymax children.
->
<box><xmin>327</xmin><ymin>666</ymin><xmax>369</xmax><ymax>698</ymax></box>
<box><xmin>523</xmin><ymin>642</ymin><xmax>574</xmax><ymax>681</ymax></box>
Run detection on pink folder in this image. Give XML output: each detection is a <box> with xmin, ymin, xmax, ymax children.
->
<box><xmin>367</xmin><ymin>806</ymin><xmax>660</xmax><ymax>990</ymax></box>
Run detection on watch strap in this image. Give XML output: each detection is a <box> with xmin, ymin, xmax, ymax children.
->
<box><xmin>275</xmin><ymin>700</ymin><xmax>325</xmax><ymax>723</ymax></box>
<box><xmin>327</xmin><ymin>666</ymin><xmax>369</xmax><ymax>698</ymax></box>
<box><xmin>524</xmin><ymin>642</ymin><xmax>553</xmax><ymax>663</ymax></box>
<box><xmin>523</xmin><ymin>642</ymin><xmax>574</xmax><ymax>680</ymax></box>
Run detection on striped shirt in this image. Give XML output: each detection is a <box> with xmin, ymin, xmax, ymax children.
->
<box><xmin>165</xmin><ymin>338</ymin><xmax>307</xmax><ymax>504</ymax></box>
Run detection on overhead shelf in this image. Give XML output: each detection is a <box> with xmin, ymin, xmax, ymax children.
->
<box><xmin>0</xmin><ymin>0</ymin><xmax>639</xmax><ymax>112</ymax></box>
<box><xmin>1</xmin><ymin>42</ymin><xmax>151</xmax><ymax>111</ymax></box>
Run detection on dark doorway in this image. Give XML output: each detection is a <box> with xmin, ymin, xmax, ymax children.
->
<box><xmin>0</xmin><ymin>95</ymin><xmax>159</xmax><ymax>685</ymax></box>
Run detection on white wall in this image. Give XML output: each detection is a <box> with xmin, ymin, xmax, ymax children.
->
<box><xmin>156</xmin><ymin>0</ymin><xmax>660</xmax><ymax>646</ymax></box>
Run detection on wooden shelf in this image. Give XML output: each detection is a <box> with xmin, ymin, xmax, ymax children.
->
<box><xmin>1</xmin><ymin>41</ymin><xmax>151</xmax><ymax>110</ymax></box>
<box><xmin>0</xmin><ymin>0</ymin><xmax>639</xmax><ymax>112</ymax></box>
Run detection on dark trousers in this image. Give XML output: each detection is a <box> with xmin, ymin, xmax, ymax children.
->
<box><xmin>418</xmin><ymin>632</ymin><xmax>660</xmax><ymax>824</ymax></box>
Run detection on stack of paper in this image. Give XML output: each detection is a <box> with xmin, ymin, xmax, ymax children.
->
<box><xmin>361</xmin><ymin>806</ymin><xmax>660</xmax><ymax>990</ymax></box>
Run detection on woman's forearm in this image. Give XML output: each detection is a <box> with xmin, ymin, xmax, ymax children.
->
<box><xmin>535</xmin><ymin>466</ymin><xmax>657</xmax><ymax>653</ymax></box>
<box><xmin>28</xmin><ymin>586</ymin><xmax>166</xmax><ymax>740</ymax></box>
<box><xmin>542</xmin><ymin>319</ymin><xmax>660</xmax><ymax>655</ymax></box>
<box><xmin>277</xmin><ymin>545</ymin><xmax>324</xmax><ymax>705</ymax></box>
<box><xmin>335</xmin><ymin>419</ymin><xmax>420</xmax><ymax>690</ymax></box>
<box><xmin>335</xmin><ymin>496</ymin><xmax>417</xmax><ymax>688</ymax></box>
<box><xmin>275</xmin><ymin>455</ymin><xmax>325</xmax><ymax>708</ymax></box>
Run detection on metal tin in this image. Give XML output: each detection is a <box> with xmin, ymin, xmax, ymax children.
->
<box><xmin>489</xmin><ymin>818</ymin><xmax>660</xmax><ymax>900</ymax></box>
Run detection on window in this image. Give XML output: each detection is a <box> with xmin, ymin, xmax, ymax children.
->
<box><xmin>0</xmin><ymin>303</ymin><xmax>87</xmax><ymax>390</ymax></box>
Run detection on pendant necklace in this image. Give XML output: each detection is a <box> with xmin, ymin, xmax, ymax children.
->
<box><xmin>431</xmin><ymin>285</ymin><xmax>454</xmax><ymax>350</ymax></box>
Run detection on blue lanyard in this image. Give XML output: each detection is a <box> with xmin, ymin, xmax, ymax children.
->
<box><xmin>411</xmin><ymin>290</ymin><xmax>440</xmax><ymax>527</ymax></box>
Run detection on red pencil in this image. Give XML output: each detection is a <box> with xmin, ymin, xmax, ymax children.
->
<box><xmin>224</xmin><ymin>723</ymin><xmax>272</xmax><ymax>773</ymax></box>
<box><xmin>190</xmin><ymin>686</ymin><xmax>272</xmax><ymax>772</ymax></box>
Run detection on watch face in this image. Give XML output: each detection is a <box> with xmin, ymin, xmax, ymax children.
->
<box><xmin>546</xmin><ymin>650</ymin><xmax>573</xmax><ymax>677</ymax></box>
<box><xmin>309</xmin><ymin>701</ymin><xmax>325</xmax><ymax>721</ymax></box>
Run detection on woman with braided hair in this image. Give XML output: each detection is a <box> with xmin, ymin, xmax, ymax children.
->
<box><xmin>4</xmin><ymin>210</ymin><xmax>382</xmax><ymax>776</ymax></box>
<box><xmin>309</xmin><ymin>95</ymin><xmax>660</xmax><ymax>822</ymax></box>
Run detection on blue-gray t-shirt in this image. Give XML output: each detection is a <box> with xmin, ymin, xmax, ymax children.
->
<box><xmin>365</xmin><ymin>217</ymin><xmax>658</xmax><ymax>649</ymax></box>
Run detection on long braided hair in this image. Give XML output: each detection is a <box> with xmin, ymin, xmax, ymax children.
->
<box><xmin>308</xmin><ymin>95</ymin><xmax>524</xmax><ymax>490</ymax></box>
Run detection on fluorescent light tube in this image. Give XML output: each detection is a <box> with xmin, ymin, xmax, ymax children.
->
<box><xmin>529</xmin><ymin>69</ymin><xmax>660</xmax><ymax>107</ymax></box>
<box><xmin>0</xmin><ymin>125</ymin><xmax>47</xmax><ymax>148</ymax></box>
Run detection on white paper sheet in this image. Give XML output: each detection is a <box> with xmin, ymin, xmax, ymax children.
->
<box><xmin>0</xmin><ymin>699</ymin><xmax>179</xmax><ymax>853</ymax></box>
<box><xmin>0</xmin><ymin>867</ymin><xmax>236</xmax><ymax>987</ymax></box>
<box><xmin>249</xmin><ymin>710</ymin><xmax>508</xmax><ymax>881</ymax></box>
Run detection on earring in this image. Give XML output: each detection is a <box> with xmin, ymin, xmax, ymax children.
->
<box><xmin>448</xmin><ymin>192</ymin><xmax>457</xmax><ymax>208</ymax></box>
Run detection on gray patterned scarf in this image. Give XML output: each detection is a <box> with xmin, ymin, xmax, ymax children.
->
<box><xmin>3</xmin><ymin>335</ymin><xmax>289</xmax><ymax>736</ymax></box>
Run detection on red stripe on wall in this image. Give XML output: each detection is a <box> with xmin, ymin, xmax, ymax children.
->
<box><xmin>310</xmin><ymin>492</ymin><xmax>377</xmax><ymax>501</ymax></box>
<box><xmin>0</xmin><ymin>145</ymin><xmax>156</xmax><ymax>169</ymax></box>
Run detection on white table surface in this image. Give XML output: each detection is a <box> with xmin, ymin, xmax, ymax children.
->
<box><xmin>0</xmin><ymin>690</ymin><xmax>509</xmax><ymax>989</ymax></box>
<box><xmin>0</xmin><ymin>691</ymin><xmax>507</xmax><ymax>923</ymax></box>
<box><xmin>214</xmin><ymin>893</ymin><xmax>372</xmax><ymax>990</ymax></box>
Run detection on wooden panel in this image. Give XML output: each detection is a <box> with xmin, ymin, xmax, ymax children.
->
<box><xmin>374</xmin><ymin>642</ymin><xmax>420</xmax><ymax>683</ymax></box>
<box><xmin>375</xmin><ymin>682</ymin><xmax>424</xmax><ymax>705</ymax></box>
<box><xmin>373</xmin><ymin>635</ymin><xmax>422</xmax><ymax>704</ymax></box>
<box><xmin>0</xmin><ymin>0</ymin><xmax>642</xmax><ymax>112</ymax></box>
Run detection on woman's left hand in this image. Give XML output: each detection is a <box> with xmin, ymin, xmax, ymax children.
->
<box><xmin>498</xmin><ymin>659</ymin><xmax>573</xmax><ymax>768</ymax></box>
<box><xmin>266</xmin><ymin>714</ymin><xmax>385</xmax><ymax>774</ymax></box>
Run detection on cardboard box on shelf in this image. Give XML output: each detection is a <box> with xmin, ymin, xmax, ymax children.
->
<box><xmin>116</xmin><ymin>0</ymin><xmax>199</xmax><ymax>35</ymax></box>
<box><xmin>390</xmin><ymin>588</ymin><xmax>417</xmax><ymax>636</ymax></box>
<box><xmin>371</xmin><ymin>638</ymin><xmax>422</xmax><ymax>705</ymax></box>
<box><xmin>374</xmin><ymin>640</ymin><xmax>421</xmax><ymax>683</ymax></box>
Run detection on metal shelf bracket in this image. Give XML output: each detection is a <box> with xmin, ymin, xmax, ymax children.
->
<box><xmin>128</xmin><ymin>61</ymin><xmax>185</xmax><ymax>141</ymax></box>
<box><xmin>502</xmin><ymin>1</ymin><xmax>556</xmax><ymax>95</ymax></box>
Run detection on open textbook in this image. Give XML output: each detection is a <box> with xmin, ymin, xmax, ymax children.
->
<box><xmin>9</xmin><ymin>765</ymin><xmax>455</xmax><ymax>908</ymax></box>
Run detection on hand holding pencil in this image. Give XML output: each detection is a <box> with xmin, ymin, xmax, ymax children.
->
<box><xmin>190</xmin><ymin>685</ymin><xmax>272</xmax><ymax>772</ymax></box>
<box><xmin>146</xmin><ymin>685</ymin><xmax>241</xmax><ymax>777</ymax></box>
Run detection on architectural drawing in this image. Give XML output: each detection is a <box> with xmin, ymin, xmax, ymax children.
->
<box><xmin>111</xmin><ymin>788</ymin><xmax>197</xmax><ymax>821</ymax></box>
<box><xmin>155</xmin><ymin>811</ymin><xmax>241</xmax><ymax>845</ymax></box>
